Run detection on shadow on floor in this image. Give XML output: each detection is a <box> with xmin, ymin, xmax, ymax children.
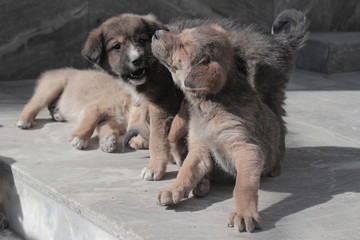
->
<box><xmin>161</xmin><ymin>146</ymin><xmax>360</xmax><ymax>231</ymax></box>
<box><xmin>259</xmin><ymin>146</ymin><xmax>360</xmax><ymax>231</ymax></box>
<box><xmin>25</xmin><ymin>118</ymin><xmax>54</xmax><ymax>130</ymax></box>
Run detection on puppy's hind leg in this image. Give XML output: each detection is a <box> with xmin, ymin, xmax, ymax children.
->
<box><xmin>265</xmin><ymin>130</ymin><xmax>285</xmax><ymax>177</ymax></box>
<box><xmin>192</xmin><ymin>174</ymin><xmax>210</xmax><ymax>198</ymax></box>
<box><xmin>97</xmin><ymin>117</ymin><xmax>127</xmax><ymax>153</ymax></box>
<box><xmin>48</xmin><ymin>96</ymin><xmax>65</xmax><ymax>122</ymax></box>
<box><xmin>16</xmin><ymin>73</ymin><xmax>66</xmax><ymax>129</ymax></box>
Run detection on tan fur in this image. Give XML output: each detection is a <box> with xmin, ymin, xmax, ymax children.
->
<box><xmin>16</xmin><ymin>68</ymin><xmax>149</xmax><ymax>152</ymax></box>
<box><xmin>127</xmin><ymin>101</ymin><xmax>150</xmax><ymax>149</ymax></box>
<box><xmin>153</xmin><ymin>25</ymin><xmax>283</xmax><ymax>232</ymax></box>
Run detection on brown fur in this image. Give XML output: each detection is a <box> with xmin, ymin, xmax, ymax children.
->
<box><xmin>167</xmin><ymin>99</ymin><xmax>189</xmax><ymax>166</ymax></box>
<box><xmin>152</xmin><ymin>25</ymin><xmax>286</xmax><ymax>232</ymax></box>
<box><xmin>82</xmin><ymin>14</ymin><xmax>184</xmax><ymax>180</ymax></box>
<box><xmin>163</xmin><ymin>10</ymin><xmax>309</xmax><ymax>174</ymax></box>
<box><xmin>16</xmin><ymin>68</ymin><xmax>149</xmax><ymax>152</ymax></box>
<box><xmin>158</xmin><ymin>9</ymin><xmax>309</xmax><ymax>175</ymax></box>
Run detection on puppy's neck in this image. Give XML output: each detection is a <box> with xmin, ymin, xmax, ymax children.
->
<box><xmin>135</xmin><ymin>62</ymin><xmax>184</xmax><ymax>115</ymax></box>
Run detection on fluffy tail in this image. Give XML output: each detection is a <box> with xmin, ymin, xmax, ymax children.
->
<box><xmin>271</xmin><ymin>9</ymin><xmax>310</xmax><ymax>51</ymax></box>
<box><xmin>123</xmin><ymin>123</ymin><xmax>150</xmax><ymax>148</ymax></box>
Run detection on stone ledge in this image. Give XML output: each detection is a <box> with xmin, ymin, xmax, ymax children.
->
<box><xmin>1</xmin><ymin>71</ymin><xmax>360</xmax><ymax>239</ymax></box>
<box><xmin>296</xmin><ymin>32</ymin><xmax>360</xmax><ymax>73</ymax></box>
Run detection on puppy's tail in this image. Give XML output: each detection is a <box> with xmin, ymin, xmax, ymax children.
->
<box><xmin>271</xmin><ymin>9</ymin><xmax>310</xmax><ymax>51</ymax></box>
<box><xmin>123</xmin><ymin>123</ymin><xmax>150</xmax><ymax>149</ymax></box>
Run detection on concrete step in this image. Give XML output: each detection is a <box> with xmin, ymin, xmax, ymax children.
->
<box><xmin>1</xmin><ymin>70</ymin><xmax>360</xmax><ymax>240</ymax></box>
<box><xmin>296</xmin><ymin>32</ymin><xmax>360</xmax><ymax>73</ymax></box>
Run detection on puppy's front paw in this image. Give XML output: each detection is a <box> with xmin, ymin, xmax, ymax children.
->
<box><xmin>100</xmin><ymin>135</ymin><xmax>117</xmax><ymax>153</ymax></box>
<box><xmin>16</xmin><ymin>119</ymin><xmax>32</xmax><ymax>129</ymax></box>
<box><xmin>192</xmin><ymin>177</ymin><xmax>210</xmax><ymax>198</ymax></box>
<box><xmin>69</xmin><ymin>137</ymin><xmax>88</xmax><ymax>150</ymax></box>
<box><xmin>157</xmin><ymin>185</ymin><xmax>188</xmax><ymax>206</ymax></box>
<box><xmin>129</xmin><ymin>135</ymin><xmax>148</xmax><ymax>149</ymax></box>
<box><xmin>52</xmin><ymin>112</ymin><xmax>65</xmax><ymax>122</ymax></box>
<box><xmin>140</xmin><ymin>167</ymin><xmax>164</xmax><ymax>181</ymax></box>
<box><xmin>227</xmin><ymin>211</ymin><xmax>262</xmax><ymax>233</ymax></box>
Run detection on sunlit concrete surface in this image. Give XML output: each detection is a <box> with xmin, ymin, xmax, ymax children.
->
<box><xmin>0</xmin><ymin>70</ymin><xmax>359</xmax><ymax>239</ymax></box>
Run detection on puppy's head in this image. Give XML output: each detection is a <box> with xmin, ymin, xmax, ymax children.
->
<box><xmin>82</xmin><ymin>14</ymin><xmax>164</xmax><ymax>86</ymax></box>
<box><xmin>151</xmin><ymin>24</ymin><xmax>233</xmax><ymax>95</ymax></box>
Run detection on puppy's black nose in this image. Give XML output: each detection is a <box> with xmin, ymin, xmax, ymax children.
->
<box><xmin>153</xmin><ymin>31</ymin><xmax>160</xmax><ymax>40</ymax></box>
<box><xmin>132</xmin><ymin>57</ymin><xmax>143</xmax><ymax>66</ymax></box>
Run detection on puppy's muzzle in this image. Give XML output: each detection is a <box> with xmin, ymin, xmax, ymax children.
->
<box><xmin>153</xmin><ymin>30</ymin><xmax>160</xmax><ymax>40</ymax></box>
<box><xmin>152</xmin><ymin>30</ymin><xmax>173</xmax><ymax>41</ymax></box>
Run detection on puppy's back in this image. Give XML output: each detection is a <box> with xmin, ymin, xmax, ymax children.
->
<box><xmin>51</xmin><ymin>69</ymin><xmax>132</xmax><ymax>122</ymax></box>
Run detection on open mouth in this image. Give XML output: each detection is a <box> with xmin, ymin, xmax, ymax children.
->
<box><xmin>127</xmin><ymin>68</ymin><xmax>147</xmax><ymax>80</ymax></box>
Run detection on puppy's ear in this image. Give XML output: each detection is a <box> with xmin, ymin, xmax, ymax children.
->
<box><xmin>141</xmin><ymin>14</ymin><xmax>167</xmax><ymax>35</ymax></box>
<box><xmin>82</xmin><ymin>27</ymin><xmax>104</xmax><ymax>64</ymax></box>
<box><xmin>142</xmin><ymin>14</ymin><xmax>158</xmax><ymax>23</ymax></box>
<box><xmin>209</xmin><ymin>24</ymin><xmax>227</xmax><ymax>34</ymax></box>
<box><xmin>184</xmin><ymin>57</ymin><xmax>227</xmax><ymax>94</ymax></box>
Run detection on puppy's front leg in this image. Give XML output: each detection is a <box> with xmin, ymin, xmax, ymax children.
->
<box><xmin>168</xmin><ymin>99</ymin><xmax>189</xmax><ymax>166</ymax></box>
<box><xmin>157</xmin><ymin>139</ymin><xmax>212</xmax><ymax>205</ymax></box>
<box><xmin>228</xmin><ymin>146</ymin><xmax>263</xmax><ymax>233</ymax></box>
<box><xmin>97</xmin><ymin>117</ymin><xmax>127</xmax><ymax>153</ymax></box>
<box><xmin>141</xmin><ymin>104</ymin><xmax>173</xmax><ymax>181</ymax></box>
<box><xmin>70</xmin><ymin>105</ymin><xmax>104</xmax><ymax>150</ymax></box>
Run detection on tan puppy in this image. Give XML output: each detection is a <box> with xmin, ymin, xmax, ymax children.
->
<box><xmin>150</xmin><ymin>14</ymin><xmax>309</xmax><ymax>231</ymax></box>
<box><xmin>16</xmin><ymin>68</ymin><xmax>149</xmax><ymax>152</ymax></box>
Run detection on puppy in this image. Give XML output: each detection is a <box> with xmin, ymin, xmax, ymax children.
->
<box><xmin>152</xmin><ymin>10</ymin><xmax>309</xmax><ymax>232</ymax></box>
<box><xmin>16</xmin><ymin>68</ymin><xmax>149</xmax><ymax>152</ymax></box>
<box><xmin>165</xmin><ymin>10</ymin><xmax>309</xmax><ymax>173</ymax></box>
<box><xmin>82</xmin><ymin>14</ymin><xmax>184</xmax><ymax>180</ymax></box>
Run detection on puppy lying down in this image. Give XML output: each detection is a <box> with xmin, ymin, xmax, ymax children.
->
<box><xmin>16</xmin><ymin>68</ymin><xmax>149</xmax><ymax>152</ymax></box>
<box><xmin>152</xmin><ymin>10</ymin><xmax>309</xmax><ymax>233</ymax></box>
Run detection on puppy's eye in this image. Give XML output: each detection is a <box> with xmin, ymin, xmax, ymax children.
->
<box><xmin>179</xmin><ymin>43</ymin><xmax>184</xmax><ymax>48</ymax></box>
<box><xmin>112</xmin><ymin>44</ymin><xmax>121</xmax><ymax>50</ymax></box>
<box><xmin>139</xmin><ymin>39</ymin><xmax>147</xmax><ymax>45</ymax></box>
<box><xmin>201</xmin><ymin>55</ymin><xmax>211</xmax><ymax>64</ymax></box>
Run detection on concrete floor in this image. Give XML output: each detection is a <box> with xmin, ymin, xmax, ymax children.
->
<box><xmin>0</xmin><ymin>69</ymin><xmax>359</xmax><ymax>239</ymax></box>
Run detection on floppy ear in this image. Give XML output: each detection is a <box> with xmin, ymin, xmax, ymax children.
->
<box><xmin>81</xmin><ymin>27</ymin><xmax>104</xmax><ymax>64</ymax></box>
<box><xmin>184</xmin><ymin>59</ymin><xmax>227</xmax><ymax>94</ymax></box>
<box><xmin>209</xmin><ymin>24</ymin><xmax>227</xmax><ymax>34</ymax></box>
<box><xmin>141</xmin><ymin>14</ymin><xmax>167</xmax><ymax>35</ymax></box>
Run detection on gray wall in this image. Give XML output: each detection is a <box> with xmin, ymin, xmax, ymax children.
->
<box><xmin>1</xmin><ymin>0</ymin><xmax>359</xmax><ymax>81</ymax></box>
